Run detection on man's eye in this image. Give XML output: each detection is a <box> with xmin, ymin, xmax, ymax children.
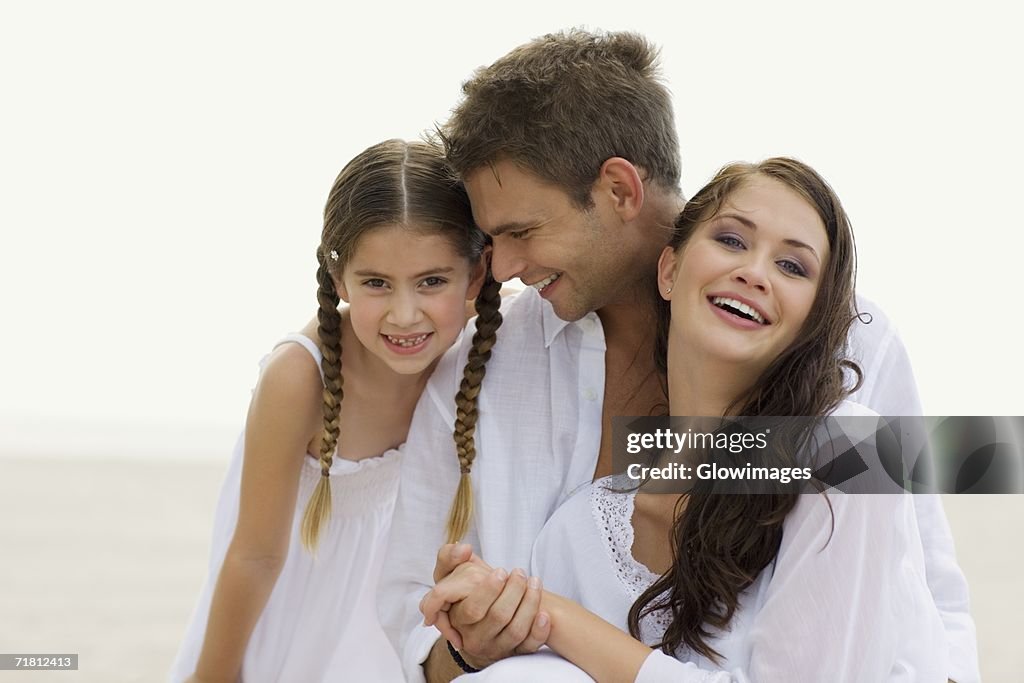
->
<box><xmin>509</xmin><ymin>229</ymin><xmax>532</xmax><ymax>240</ymax></box>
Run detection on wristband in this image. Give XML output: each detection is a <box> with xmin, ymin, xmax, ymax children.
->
<box><xmin>446</xmin><ymin>640</ymin><xmax>482</xmax><ymax>674</ymax></box>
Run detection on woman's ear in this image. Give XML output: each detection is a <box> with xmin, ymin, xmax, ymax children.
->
<box><xmin>333</xmin><ymin>274</ymin><xmax>350</xmax><ymax>304</ymax></box>
<box><xmin>657</xmin><ymin>246</ymin><xmax>678</xmax><ymax>301</ymax></box>
<box><xmin>465</xmin><ymin>247</ymin><xmax>490</xmax><ymax>301</ymax></box>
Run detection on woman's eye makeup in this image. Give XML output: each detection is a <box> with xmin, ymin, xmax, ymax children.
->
<box><xmin>714</xmin><ymin>233</ymin><xmax>745</xmax><ymax>249</ymax></box>
<box><xmin>777</xmin><ymin>259</ymin><xmax>808</xmax><ymax>277</ymax></box>
<box><xmin>713</xmin><ymin>230</ymin><xmax>811</xmax><ymax>278</ymax></box>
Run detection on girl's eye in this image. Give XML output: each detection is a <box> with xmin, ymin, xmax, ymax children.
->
<box><xmin>363</xmin><ymin>278</ymin><xmax>387</xmax><ymax>289</ymax></box>
<box><xmin>421</xmin><ymin>276</ymin><xmax>448</xmax><ymax>288</ymax></box>
<box><xmin>715</xmin><ymin>234</ymin><xmax>744</xmax><ymax>249</ymax></box>
<box><xmin>777</xmin><ymin>260</ymin><xmax>807</xmax><ymax>277</ymax></box>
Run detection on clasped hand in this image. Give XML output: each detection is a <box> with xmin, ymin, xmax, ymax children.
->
<box><xmin>419</xmin><ymin>543</ymin><xmax>552</xmax><ymax>668</ymax></box>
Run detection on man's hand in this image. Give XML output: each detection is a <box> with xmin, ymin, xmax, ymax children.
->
<box><xmin>432</xmin><ymin>543</ymin><xmax>487</xmax><ymax>583</ymax></box>
<box><xmin>422</xmin><ymin>544</ymin><xmax>550</xmax><ymax>670</ymax></box>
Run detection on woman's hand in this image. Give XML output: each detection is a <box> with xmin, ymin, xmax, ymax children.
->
<box><xmin>421</xmin><ymin>544</ymin><xmax>550</xmax><ymax>667</ymax></box>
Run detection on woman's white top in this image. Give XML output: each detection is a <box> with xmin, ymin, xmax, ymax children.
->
<box><xmin>530</xmin><ymin>402</ymin><xmax>949</xmax><ymax>683</ymax></box>
<box><xmin>168</xmin><ymin>334</ymin><xmax>404</xmax><ymax>682</ymax></box>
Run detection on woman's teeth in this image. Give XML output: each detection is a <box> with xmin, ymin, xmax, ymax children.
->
<box><xmin>533</xmin><ymin>273</ymin><xmax>561</xmax><ymax>291</ymax></box>
<box><xmin>386</xmin><ymin>333</ymin><xmax>429</xmax><ymax>347</ymax></box>
<box><xmin>711</xmin><ymin>296</ymin><xmax>766</xmax><ymax>324</ymax></box>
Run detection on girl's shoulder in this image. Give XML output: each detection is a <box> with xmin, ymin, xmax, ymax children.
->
<box><xmin>245</xmin><ymin>330</ymin><xmax>325</xmax><ymax>459</ymax></box>
<box><xmin>254</xmin><ymin>328</ymin><xmax>325</xmax><ymax>417</ymax></box>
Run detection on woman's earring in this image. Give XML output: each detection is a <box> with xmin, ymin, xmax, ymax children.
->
<box><xmin>666</xmin><ymin>287</ymin><xmax>673</xmax><ymax>295</ymax></box>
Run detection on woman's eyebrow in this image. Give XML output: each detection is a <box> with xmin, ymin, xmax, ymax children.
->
<box><xmin>716</xmin><ymin>212</ymin><xmax>819</xmax><ymax>264</ymax></box>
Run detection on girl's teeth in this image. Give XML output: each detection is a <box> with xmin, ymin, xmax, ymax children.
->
<box><xmin>387</xmin><ymin>334</ymin><xmax>428</xmax><ymax>347</ymax></box>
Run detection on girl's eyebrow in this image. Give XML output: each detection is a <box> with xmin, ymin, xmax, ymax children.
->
<box><xmin>353</xmin><ymin>266</ymin><xmax>457</xmax><ymax>279</ymax></box>
<box><xmin>715</xmin><ymin>212</ymin><xmax>820</xmax><ymax>264</ymax></box>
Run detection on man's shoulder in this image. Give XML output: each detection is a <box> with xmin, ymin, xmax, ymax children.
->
<box><xmin>424</xmin><ymin>288</ymin><xmax>549</xmax><ymax>399</ymax></box>
<box><xmin>488</xmin><ymin>286</ymin><xmax>551</xmax><ymax>350</ymax></box>
<box><xmin>831</xmin><ymin>398</ymin><xmax>879</xmax><ymax>418</ymax></box>
<box><xmin>850</xmin><ymin>293</ymin><xmax>899</xmax><ymax>352</ymax></box>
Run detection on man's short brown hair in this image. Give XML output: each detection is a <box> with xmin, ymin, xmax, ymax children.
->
<box><xmin>441</xmin><ymin>28</ymin><xmax>681</xmax><ymax>207</ymax></box>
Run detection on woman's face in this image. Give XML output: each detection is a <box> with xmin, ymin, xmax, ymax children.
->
<box><xmin>658</xmin><ymin>175</ymin><xmax>829</xmax><ymax>378</ymax></box>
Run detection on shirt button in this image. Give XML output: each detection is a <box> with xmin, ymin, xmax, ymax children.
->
<box><xmin>583</xmin><ymin>388</ymin><xmax>597</xmax><ymax>401</ymax></box>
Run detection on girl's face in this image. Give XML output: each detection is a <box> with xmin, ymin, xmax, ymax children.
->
<box><xmin>335</xmin><ymin>225</ymin><xmax>485</xmax><ymax>375</ymax></box>
<box><xmin>658</xmin><ymin>175</ymin><xmax>829</xmax><ymax>378</ymax></box>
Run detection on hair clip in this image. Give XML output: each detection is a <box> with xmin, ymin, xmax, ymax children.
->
<box><xmin>329</xmin><ymin>249</ymin><xmax>339</xmax><ymax>261</ymax></box>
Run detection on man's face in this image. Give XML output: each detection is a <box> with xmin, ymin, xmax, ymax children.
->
<box><xmin>464</xmin><ymin>160</ymin><xmax>636</xmax><ymax>321</ymax></box>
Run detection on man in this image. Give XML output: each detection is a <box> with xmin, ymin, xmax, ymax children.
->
<box><xmin>378</xmin><ymin>28</ymin><xmax>977</xmax><ymax>683</ymax></box>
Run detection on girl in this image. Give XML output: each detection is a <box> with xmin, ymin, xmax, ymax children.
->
<box><xmin>425</xmin><ymin>158</ymin><xmax>948</xmax><ymax>681</ymax></box>
<box><xmin>170</xmin><ymin>139</ymin><xmax>499</xmax><ymax>683</ymax></box>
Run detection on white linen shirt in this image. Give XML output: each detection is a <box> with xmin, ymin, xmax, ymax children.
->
<box><xmin>530</xmin><ymin>403</ymin><xmax>948</xmax><ymax>683</ymax></box>
<box><xmin>377</xmin><ymin>288</ymin><xmax>978</xmax><ymax>683</ymax></box>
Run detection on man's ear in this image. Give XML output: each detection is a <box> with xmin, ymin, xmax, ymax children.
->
<box><xmin>657</xmin><ymin>246</ymin><xmax>678</xmax><ymax>301</ymax></box>
<box><xmin>466</xmin><ymin>246</ymin><xmax>490</xmax><ymax>301</ymax></box>
<box><xmin>333</xmin><ymin>274</ymin><xmax>350</xmax><ymax>304</ymax></box>
<box><xmin>594</xmin><ymin>157</ymin><xmax>644</xmax><ymax>222</ymax></box>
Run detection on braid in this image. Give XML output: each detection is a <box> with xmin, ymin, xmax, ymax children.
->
<box><xmin>445</xmin><ymin>273</ymin><xmax>503</xmax><ymax>543</ymax></box>
<box><xmin>300</xmin><ymin>248</ymin><xmax>345</xmax><ymax>551</ymax></box>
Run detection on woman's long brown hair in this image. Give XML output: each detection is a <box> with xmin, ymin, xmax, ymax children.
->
<box><xmin>630</xmin><ymin>158</ymin><xmax>863</xmax><ymax>661</ymax></box>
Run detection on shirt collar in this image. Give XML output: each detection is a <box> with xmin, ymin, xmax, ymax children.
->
<box><xmin>538</xmin><ymin>288</ymin><xmax>601</xmax><ymax>348</ymax></box>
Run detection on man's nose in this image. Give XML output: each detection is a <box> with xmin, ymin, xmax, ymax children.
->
<box><xmin>489</xmin><ymin>240</ymin><xmax>528</xmax><ymax>283</ymax></box>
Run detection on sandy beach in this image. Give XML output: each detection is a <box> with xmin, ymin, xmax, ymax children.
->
<box><xmin>0</xmin><ymin>455</ymin><xmax>1020</xmax><ymax>682</ymax></box>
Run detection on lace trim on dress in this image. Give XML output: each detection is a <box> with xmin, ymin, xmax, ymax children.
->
<box><xmin>590</xmin><ymin>477</ymin><xmax>673</xmax><ymax>644</ymax></box>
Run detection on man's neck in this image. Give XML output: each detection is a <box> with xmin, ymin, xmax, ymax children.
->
<box><xmin>595</xmin><ymin>185</ymin><xmax>681</xmax><ymax>354</ymax></box>
<box><xmin>596</xmin><ymin>290</ymin><xmax>657</xmax><ymax>354</ymax></box>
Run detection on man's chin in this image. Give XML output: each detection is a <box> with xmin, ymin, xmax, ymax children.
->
<box><xmin>549</xmin><ymin>298</ymin><xmax>590</xmax><ymax>323</ymax></box>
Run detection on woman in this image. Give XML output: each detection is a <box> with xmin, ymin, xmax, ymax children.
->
<box><xmin>424</xmin><ymin>158</ymin><xmax>947</xmax><ymax>682</ymax></box>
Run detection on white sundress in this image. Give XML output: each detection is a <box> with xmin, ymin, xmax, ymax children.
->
<box><xmin>169</xmin><ymin>333</ymin><xmax>404</xmax><ymax>682</ymax></box>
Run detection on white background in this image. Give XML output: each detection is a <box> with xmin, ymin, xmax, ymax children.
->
<box><xmin>2</xmin><ymin>1</ymin><xmax>1022</xmax><ymax>460</ymax></box>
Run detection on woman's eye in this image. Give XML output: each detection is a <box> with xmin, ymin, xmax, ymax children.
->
<box><xmin>716</xmin><ymin>234</ymin><xmax>744</xmax><ymax>249</ymax></box>
<box><xmin>777</xmin><ymin>260</ymin><xmax>807</xmax><ymax>277</ymax></box>
<box><xmin>421</xmin><ymin>276</ymin><xmax>448</xmax><ymax>288</ymax></box>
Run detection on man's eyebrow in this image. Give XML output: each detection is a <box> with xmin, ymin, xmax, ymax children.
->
<box><xmin>716</xmin><ymin>212</ymin><xmax>820</xmax><ymax>263</ymax></box>
<box><xmin>488</xmin><ymin>221</ymin><xmax>537</xmax><ymax>237</ymax></box>
<box><xmin>352</xmin><ymin>266</ymin><xmax>456</xmax><ymax>279</ymax></box>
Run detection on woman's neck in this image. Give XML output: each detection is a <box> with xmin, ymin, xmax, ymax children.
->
<box><xmin>666</xmin><ymin>339</ymin><xmax>753</xmax><ymax>417</ymax></box>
